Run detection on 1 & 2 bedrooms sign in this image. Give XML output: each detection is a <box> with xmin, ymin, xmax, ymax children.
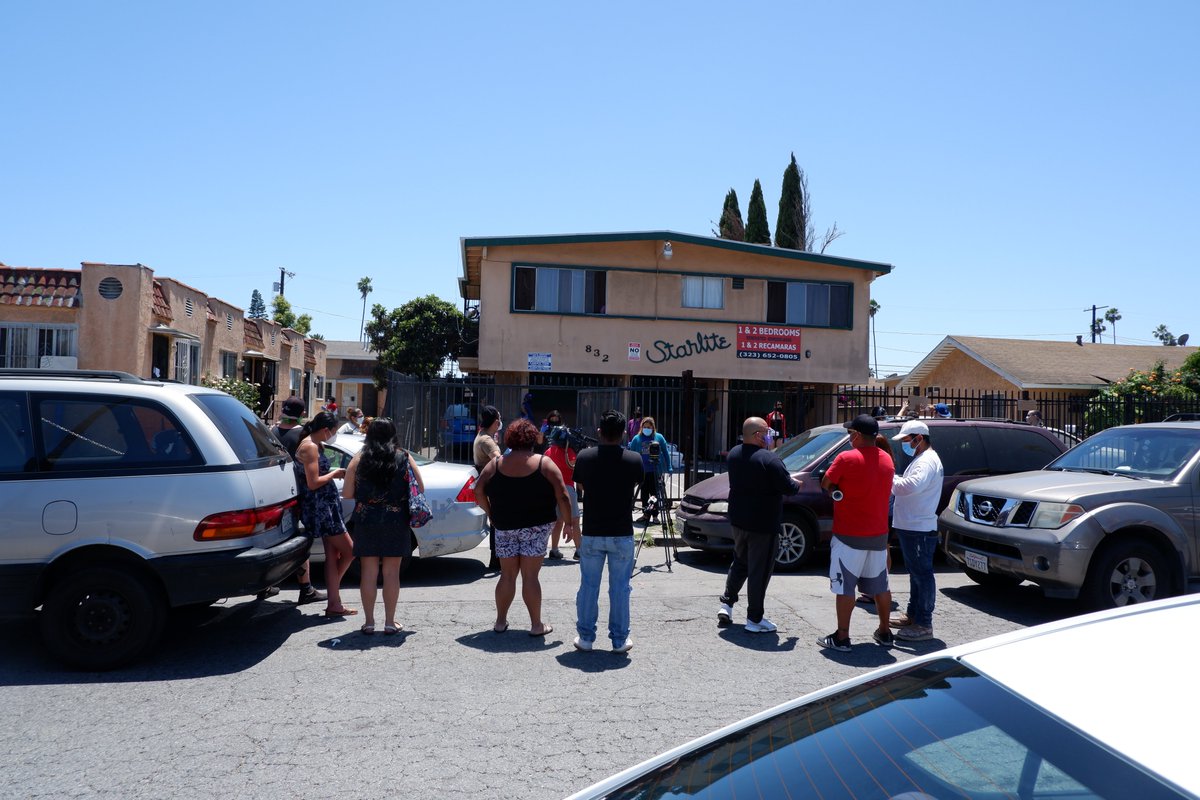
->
<box><xmin>735</xmin><ymin>324</ymin><xmax>802</xmax><ymax>361</ymax></box>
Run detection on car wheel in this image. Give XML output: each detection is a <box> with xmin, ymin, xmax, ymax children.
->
<box><xmin>963</xmin><ymin>567</ymin><xmax>1023</xmax><ymax>590</ymax></box>
<box><xmin>39</xmin><ymin>565</ymin><xmax>166</xmax><ymax>670</ymax></box>
<box><xmin>1083</xmin><ymin>539</ymin><xmax>1173</xmax><ymax>610</ymax></box>
<box><xmin>775</xmin><ymin>516</ymin><xmax>815</xmax><ymax>571</ymax></box>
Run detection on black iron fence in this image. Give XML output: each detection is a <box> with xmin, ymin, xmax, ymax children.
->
<box><xmin>385</xmin><ymin>373</ymin><xmax>1200</xmax><ymax>497</ymax></box>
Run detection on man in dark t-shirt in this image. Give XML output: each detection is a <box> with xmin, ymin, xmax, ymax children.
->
<box><xmin>571</xmin><ymin>410</ymin><xmax>644</xmax><ymax>654</ymax></box>
<box><xmin>268</xmin><ymin>396</ymin><xmax>325</xmax><ymax>605</ymax></box>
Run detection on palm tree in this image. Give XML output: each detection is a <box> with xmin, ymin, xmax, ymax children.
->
<box><xmin>868</xmin><ymin>299</ymin><xmax>881</xmax><ymax>378</ymax></box>
<box><xmin>1104</xmin><ymin>307</ymin><xmax>1121</xmax><ymax>343</ymax></box>
<box><xmin>357</xmin><ymin>276</ymin><xmax>373</xmax><ymax>342</ymax></box>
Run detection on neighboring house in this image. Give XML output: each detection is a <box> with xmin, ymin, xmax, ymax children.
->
<box><xmin>0</xmin><ymin>261</ymin><xmax>327</xmax><ymax>419</ymax></box>
<box><xmin>322</xmin><ymin>339</ymin><xmax>383</xmax><ymax>416</ymax></box>
<box><xmin>898</xmin><ymin>335</ymin><xmax>1199</xmax><ymax>415</ymax></box>
<box><xmin>457</xmin><ymin>230</ymin><xmax>893</xmax><ymax>434</ymax></box>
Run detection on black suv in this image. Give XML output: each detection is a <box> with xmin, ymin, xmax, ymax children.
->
<box><xmin>676</xmin><ymin>418</ymin><xmax>1070</xmax><ymax>569</ymax></box>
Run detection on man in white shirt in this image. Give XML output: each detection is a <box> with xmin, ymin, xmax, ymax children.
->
<box><xmin>889</xmin><ymin>420</ymin><xmax>944</xmax><ymax>641</ymax></box>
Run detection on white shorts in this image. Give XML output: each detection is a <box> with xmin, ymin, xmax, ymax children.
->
<box><xmin>556</xmin><ymin>486</ymin><xmax>580</xmax><ymax>520</ymax></box>
<box><xmin>828</xmin><ymin>537</ymin><xmax>889</xmax><ymax>597</ymax></box>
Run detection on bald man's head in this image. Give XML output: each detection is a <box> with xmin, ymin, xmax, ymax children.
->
<box><xmin>743</xmin><ymin>416</ymin><xmax>768</xmax><ymax>441</ymax></box>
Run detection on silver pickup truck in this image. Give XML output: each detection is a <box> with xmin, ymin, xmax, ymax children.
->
<box><xmin>940</xmin><ymin>421</ymin><xmax>1200</xmax><ymax>609</ymax></box>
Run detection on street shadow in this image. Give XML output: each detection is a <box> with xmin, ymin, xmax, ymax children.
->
<box><xmin>329</xmin><ymin>555</ymin><xmax>487</xmax><ymax>590</ymax></box>
<box><xmin>455</xmin><ymin>629</ymin><xmax>563</xmax><ymax>653</ymax></box>
<box><xmin>716</xmin><ymin>629</ymin><xmax>799</xmax><ymax>652</ymax></box>
<box><xmin>939</xmin><ymin>583</ymin><xmax>1080</xmax><ymax>627</ymax></box>
<box><xmin>814</xmin><ymin>642</ymin><xmax>905</xmax><ymax>668</ymax></box>
<box><xmin>555</xmin><ymin>650</ymin><xmax>633</xmax><ymax>673</ymax></box>
<box><xmin>316</xmin><ymin>628</ymin><xmax>413</xmax><ymax>650</ymax></box>
<box><xmin>0</xmin><ymin>598</ymin><xmax>333</xmax><ymax>686</ymax></box>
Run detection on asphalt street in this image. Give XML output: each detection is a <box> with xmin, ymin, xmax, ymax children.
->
<box><xmin>0</xmin><ymin>538</ymin><xmax>1085</xmax><ymax>799</ymax></box>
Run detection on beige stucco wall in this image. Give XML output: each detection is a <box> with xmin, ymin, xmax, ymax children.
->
<box><xmin>205</xmin><ymin>297</ymin><xmax>246</xmax><ymax>377</ymax></box>
<box><xmin>78</xmin><ymin>264</ymin><xmax>156</xmax><ymax>374</ymax></box>
<box><xmin>476</xmin><ymin>239</ymin><xmax>877</xmax><ymax>383</ymax></box>
<box><xmin>921</xmin><ymin>350</ymin><xmax>1019</xmax><ymax>392</ymax></box>
<box><xmin>0</xmin><ymin>304</ymin><xmax>77</xmax><ymax>325</ymax></box>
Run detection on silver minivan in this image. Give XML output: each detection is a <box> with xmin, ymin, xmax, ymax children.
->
<box><xmin>0</xmin><ymin>369</ymin><xmax>309</xmax><ymax>669</ymax></box>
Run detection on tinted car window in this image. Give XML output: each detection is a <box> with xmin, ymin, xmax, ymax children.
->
<box><xmin>602</xmin><ymin>659</ymin><xmax>1180</xmax><ymax>799</ymax></box>
<box><xmin>192</xmin><ymin>393</ymin><xmax>282</xmax><ymax>463</ymax></box>
<box><xmin>921</xmin><ymin>425</ymin><xmax>985</xmax><ymax>476</ymax></box>
<box><xmin>0</xmin><ymin>392</ymin><xmax>34</xmax><ymax>475</ymax></box>
<box><xmin>35</xmin><ymin>394</ymin><xmax>202</xmax><ymax>472</ymax></box>
<box><xmin>978</xmin><ymin>426</ymin><xmax>1064</xmax><ymax>473</ymax></box>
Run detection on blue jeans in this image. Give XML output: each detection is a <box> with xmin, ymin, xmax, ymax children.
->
<box><xmin>575</xmin><ymin>536</ymin><xmax>635</xmax><ymax>647</ymax></box>
<box><xmin>896</xmin><ymin>528</ymin><xmax>938</xmax><ymax>627</ymax></box>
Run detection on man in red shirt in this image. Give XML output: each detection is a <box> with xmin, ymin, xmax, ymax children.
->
<box><xmin>818</xmin><ymin>414</ymin><xmax>895</xmax><ymax>651</ymax></box>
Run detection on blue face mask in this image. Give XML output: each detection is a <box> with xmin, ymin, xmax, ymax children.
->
<box><xmin>901</xmin><ymin>441</ymin><xmax>917</xmax><ymax>457</ymax></box>
<box><xmin>762</xmin><ymin>431</ymin><xmax>774</xmax><ymax>448</ymax></box>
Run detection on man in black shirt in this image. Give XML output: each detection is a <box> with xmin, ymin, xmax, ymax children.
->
<box><xmin>571</xmin><ymin>410</ymin><xmax>645</xmax><ymax>654</ymax></box>
<box><xmin>269</xmin><ymin>396</ymin><xmax>326</xmax><ymax>606</ymax></box>
<box><xmin>718</xmin><ymin>417</ymin><xmax>800</xmax><ymax>633</ymax></box>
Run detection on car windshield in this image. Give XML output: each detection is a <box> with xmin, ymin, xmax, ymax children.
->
<box><xmin>777</xmin><ymin>427</ymin><xmax>848</xmax><ymax>471</ymax></box>
<box><xmin>600</xmin><ymin>658</ymin><xmax>1184</xmax><ymax>799</ymax></box>
<box><xmin>1049</xmin><ymin>428</ymin><xmax>1200</xmax><ymax>480</ymax></box>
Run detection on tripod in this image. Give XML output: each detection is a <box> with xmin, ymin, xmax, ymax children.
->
<box><xmin>634</xmin><ymin>470</ymin><xmax>679</xmax><ymax>572</ymax></box>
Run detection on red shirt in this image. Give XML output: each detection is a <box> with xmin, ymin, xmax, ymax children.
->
<box><xmin>825</xmin><ymin>445</ymin><xmax>893</xmax><ymax>537</ymax></box>
<box><xmin>546</xmin><ymin>444</ymin><xmax>576</xmax><ymax>487</ymax></box>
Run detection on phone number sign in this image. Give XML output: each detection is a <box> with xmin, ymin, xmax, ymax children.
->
<box><xmin>735</xmin><ymin>324</ymin><xmax>802</xmax><ymax>361</ymax></box>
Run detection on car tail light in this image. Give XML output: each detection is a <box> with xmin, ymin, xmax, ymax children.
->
<box><xmin>455</xmin><ymin>475</ymin><xmax>476</xmax><ymax>503</ymax></box>
<box><xmin>194</xmin><ymin>498</ymin><xmax>298</xmax><ymax>541</ymax></box>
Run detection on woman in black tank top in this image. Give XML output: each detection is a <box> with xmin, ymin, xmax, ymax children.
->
<box><xmin>474</xmin><ymin>419</ymin><xmax>576</xmax><ymax>636</ymax></box>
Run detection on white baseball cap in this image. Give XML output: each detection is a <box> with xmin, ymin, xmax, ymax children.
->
<box><xmin>892</xmin><ymin>420</ymin><xmax>929</xmax><ymax>440</ymax></box>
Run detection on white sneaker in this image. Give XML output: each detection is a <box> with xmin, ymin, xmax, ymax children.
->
<box><xmin>612</xmin><ymin>638</ymin><xmax>634</xmax><ymax>653</ymax></box>
<box><xmin>745</xmin><ymin>617</ymin><xmax>778</xmax><ymax>634</ymax></box>
<box><xmin>573</xmin><ymin>636</ymin><xmax>593</xmax><ymax>652</ymax></box>
<box><xmin>717</xmin><ymin>603</ymin><xmax>733</xmax><ymax>625</ymax></box>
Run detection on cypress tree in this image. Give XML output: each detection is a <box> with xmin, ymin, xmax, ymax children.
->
<box><xmin>717</xmin><ymin>189</ymin><xmax>746</xmax><ymax>241</ymax></box>
<box><xmin>744</xmin><ymin>180</ymin><xmax>771</xmax><ymax>244</ymax></box>
<box><xmin>775</xmin><ymin>153</ymin><xmax>804</xmax><ymax>250</ymax></box>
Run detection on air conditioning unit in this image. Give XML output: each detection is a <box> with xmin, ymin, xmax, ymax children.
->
<box><xmin>40</xmin><ymin>356</ymin><xmax>78</xmax><ymax>369</ymax></box>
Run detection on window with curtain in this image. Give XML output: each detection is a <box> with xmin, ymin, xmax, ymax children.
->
<box><xmin>682</xmin><ymin>276</ymin><xmax>724</xmax><ymax>309</ymax></box>
<box><xmin>766</xmin><ymin>281</ymin><xmax>853</xmax><ymax>328</ymax></box>
<box><xmin>513</xmin><ymin>266</ymin><xmax>606</xmax><ymax>314</ymax></box>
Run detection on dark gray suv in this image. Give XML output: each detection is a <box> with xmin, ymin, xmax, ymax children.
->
<box><xmin>677</xmin><ymin>418</ymin><xmax>1069</xmax><ymax>569</ymax></box>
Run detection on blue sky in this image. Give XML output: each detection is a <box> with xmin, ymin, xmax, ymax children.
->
<box><xmin>3</xmin><ymin>2</ymin><xmax>1197</xmax><ymax>373</ymax></box>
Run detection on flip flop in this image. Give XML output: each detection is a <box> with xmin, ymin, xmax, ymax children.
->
<box><xmin>493</xmin><ymin>623</ymin><xmax>509</xmax><ymax>633</ymax></box>
<box><xmin>529</xmin><ymin>624</ymin><xmax>553</xmax><ymax>637</ymax></box>
<box><xmin>383</xmin><ymin>624</ymin><xmax>402</xmax><ymax>635</ymax></box>
<box><xmin>324</xmin><ymin>608</ymin><xmax>358</xmax><ymax>617</ymax></box>
<box><xmin>360</xmin><ymin>623</ymin><xmax>375</xmax><ymax>635</ymax></box>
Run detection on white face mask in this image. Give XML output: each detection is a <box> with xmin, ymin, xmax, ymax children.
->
<box><xmin>354</xmin><ymin>416</ymin><xmax>364</xmax><ymax>425</ymax></box>
<box><xmin>642</xmin><ymin>427</ymin><xmax>653</xmax><ymax>437</ymax></box>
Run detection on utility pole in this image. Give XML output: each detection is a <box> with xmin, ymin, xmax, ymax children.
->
<box><xmin>1084</xmin><ymin>304</ymin><xmax>1109</xmax><ymax>343</ymax></box>
<box><xmin>274</xmin><ymin>268</ymin><xmax>296</xmax><ymax>297</ymax></box>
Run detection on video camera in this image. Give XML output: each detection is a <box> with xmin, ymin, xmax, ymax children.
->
<box><xmin>549</xmin><ymin>425</ymin><xmax>597</xmax><ymax>452</ymax></box>
<box><xmin>647</xmin><ymin>439</ymin><xmax>661</xmax><ymax>459</ymax></box>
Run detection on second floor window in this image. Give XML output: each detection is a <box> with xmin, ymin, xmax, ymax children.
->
<box><xmin>682</xmin><ymin>276</ymin><xmax>724</xmax><ymax>309</ymax></box>
<box><xmin>513</xmin><ymin>266</ymin><xmax>606</xmax><ymax>314</ymax></box>
<box><xmin>766</xmin><ymin>281</ymin><xmax>852</xmax><ymax>328</ymax></box>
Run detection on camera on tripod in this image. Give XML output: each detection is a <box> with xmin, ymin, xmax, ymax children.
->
<box><xmin>647</xmin><ymin>439</ymin><xmax>661</xmax><ymax>460</ymax></box>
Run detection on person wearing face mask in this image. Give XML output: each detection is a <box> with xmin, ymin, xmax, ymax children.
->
<box><xmin>717</xmin><ymin>417</ymin><xmax>800</xmax><ymax>633</ymax></box>
<box><xmin>888</xmin><ymin>420</ymin><xmax>943</xmax><ymax>642</ymax></box>
<box><xmin>627</xmin><ymin>416</ymin><xmax>670</xmax><ymax>523</ymax></box>
<box><xmin>337</xmin><ymin>407</ymin><xmax>365</xmax><ymax>435</ymax></box>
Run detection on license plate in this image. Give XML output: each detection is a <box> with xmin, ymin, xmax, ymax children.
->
<box><xmin>464</xmin><ymin>424</ymin><xmax>476</xmax><ymax>432</ymax></box>
<box><xmin>964</xmin><ymin>550</ymin><xmax>988</xmax><ymax>573</ymax></box>
<box><xmin>281</xmin><ymin>510</ymin><xmax>294</xmax><ymax>537</ymax></box>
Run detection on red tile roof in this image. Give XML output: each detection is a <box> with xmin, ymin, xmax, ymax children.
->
<box><xmin>243</xmin><ymin>319</ymin><xmax>265</xmax><ymax>350</ymax></box>
<box><xmin>0</xmin><ymin>268</ymin><xmax>81</xmax><ymax>308</ymax></box>
<box><xmin>151</xmin><ymin>280</ymin><xmax>171</xmax><ymax>321</ymax></box>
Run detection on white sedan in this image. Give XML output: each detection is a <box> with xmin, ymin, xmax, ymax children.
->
<box><xmin>568</xmin><ymin>595</ymin><xmax>1200</xmax><ymax>799</ymax></box>
<box><xmin>308</xmin><ymin>434</ymin><xmax>487</xmax><ymax>563</ymax></box>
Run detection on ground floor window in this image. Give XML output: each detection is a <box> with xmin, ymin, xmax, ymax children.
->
<box><xmin>219</xmin><ymin>350</ymin><xmax>238</xmax><ymax>378</ymax></box>
<box><xmin>174</xmin><ymin>339</ymin><xmax>201</xmax><ymax>384</ymax></box>
<box><xmin>0</xmin><ymin>324</ymin><xmax>78</xmax><ymax>368</ymax></box>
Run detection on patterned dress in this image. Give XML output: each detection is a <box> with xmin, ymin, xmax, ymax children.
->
<box><xmin>295</xmin><ymin>451</ymin><xmax>347</xmax><ymax>538</ymax></box>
